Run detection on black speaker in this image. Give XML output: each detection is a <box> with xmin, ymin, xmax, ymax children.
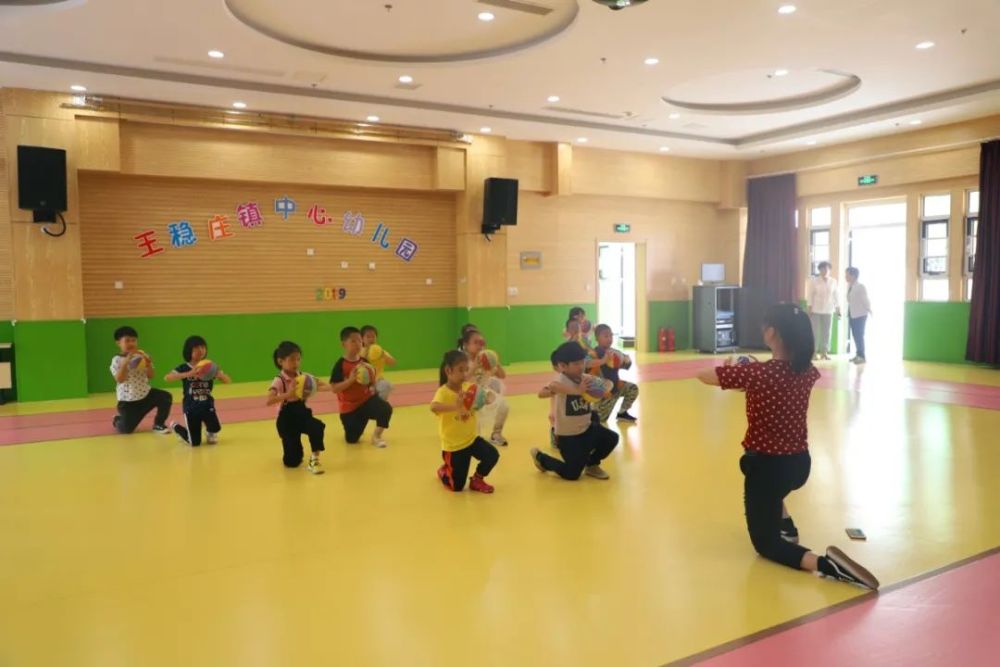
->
<box><xmin>18</xmin><ymin>145</ymin><xmax>67</xmax><ymax>222</ymax></box>
<box><xmin>482</xmin><ymin>177</ymin><xmax>518</xmax><ymax>233</ymax></box>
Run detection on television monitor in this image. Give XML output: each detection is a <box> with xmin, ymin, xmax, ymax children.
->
<box><xmin>701</xmin><ymin>263</ymin><xmax>725</xmax><ymax>283</ymax></box>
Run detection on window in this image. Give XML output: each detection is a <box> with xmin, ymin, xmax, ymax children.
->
<box><xmin>965</xmin><ymin>190</ymin><xmax>979</xmax><ymax>301</ymax></box>
<box><xmin>920</xmin><ymin>194</ymin><xmax>950</xmax><ymax>302</ymax></box>
<box><xmin>809</xmin><ymin>207</ymin><xmax>831</xmax><ymax>276</ymax></box>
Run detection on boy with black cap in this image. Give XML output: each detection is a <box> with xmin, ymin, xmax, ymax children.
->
<box><xmin>530</xmin><ymin>342</ymin><xmax>620</xmax><ymax>480</ymax></box>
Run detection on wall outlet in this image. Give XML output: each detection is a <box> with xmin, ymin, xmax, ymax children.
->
<box><xmin>114</xmin><ymin>281</ymin><xmax>124</xmax><ymax>290</ymax></box>
<box><xmin>368</xmin><ymin>262</ymin><xmax>376</xmax><ymax>270</ymax></box>
<box><xmin>341</xmin><ymin>261</ymin><xmax>349</xmax><ymax>269</ymax></box>
<box><xmin>507</xmin><ymin>286</ymin><xmax>519</xmax><ymax>296</ymax></box>
<box><xmin>425</xmin><ymin>278</ymin><xmax>433</xmax><ymax>285</ymax></box>
<box><xmin>306</xmin><ymin>248</ymin><xmax>315</xmax><ymax>256</ymax></box>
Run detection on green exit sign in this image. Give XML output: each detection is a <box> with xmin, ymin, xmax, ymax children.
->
<box><xmin>858</xmin><ymin>174</ymin><xmax>879</xmax><ymax>186</ymax></box>
<box><xmin>614</xmin><ymin>223</ymin><xmax>631</xmax><ymax>233</ymax></box>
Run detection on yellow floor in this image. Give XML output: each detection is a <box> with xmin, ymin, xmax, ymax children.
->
<box><xmin>2</xmin><ymin>358</ymin><xmax>1000</xmax><ymax>666</ymax></box>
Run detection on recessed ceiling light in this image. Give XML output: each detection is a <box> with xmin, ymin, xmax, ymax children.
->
<box><xmin>804</xmin><ymin>139</ymin><xmax>817</xmax><ymax>145</ymax></box>
<box><xmin>480</xmin><ymin>127</ymin><xmax>492</xmax><ymax>133</ymax></box>
<box><xmin>915</xmin><ymin>41</ymin><xmax>935</xmax><ymax>49</ymax></box>
<box><xmin>659</xmin><ymin>146</ymin><xmax>671</xmax><ymax>152</ymax></box>
<box><xmin>773</xmin><ymin>69</ymin><xmax>789</xmax><ymax>77</ymax></box>
<box><xmin>232</xmin><ymin>101</ymin><xmax>247</xmax><ymax>109</ymax></box>
<box><xmin>547</xmin><ymin>95</ymin><xmax>560</xmax><ymax>103</ymax></box>
<box><xmin>778</xmin><ymin>4</ymin><xmax>796</xmax><ymax>14</ymax></box>
<box><xmin>644</xmin><ymin>57</ymin><xmax>659</xmax><ymax>66</ymax></box>
<box><xmin>478</xmin><ymin>11</ymin><xmax>495</xmax><ymax>22</ymax></box>
<box><xmin>668</xmin><ymin>112</ymin><xmax>681</xmax><ymax>120</ymax></box>
<box><xmin>576</xmin><ymin>137</ymin><xmax>588</xmax><ymax>143</ymax></box>
<box><xmin>70</xmin><ymin>84</ymin><xmax>87</xmax><ymax>92</ymax></box>
<box><xmin>208</xmin><ymin>50</ymin><xmax>225</xmax><ymax>59</ymax></box>
<box><xmin>910</xmin><ymin>119</ymin><xmax>923</xmax><ymax>125</ymax></box>
<box><xmin>366</xmin><ymin>115</ymin><xmax>380</xmax><ymax>122</ymax></box>
<box><xmin>398</xmin><ymin>75</ymin><xmax>413</xmax><ymax>84</ymax></box>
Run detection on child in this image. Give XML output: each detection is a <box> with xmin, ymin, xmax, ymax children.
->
<box><xmin>563</xmin><ymin>306</ymin><xmax>594</xmax><ymax>349</ymax></box>
<box><xmin>530</xmin><ymin>342</ymin><xmax>619</xmax><ymax>480</ymax></box>
<box><xmin>330</xmin><ymin>326</ymin><xmax>393</xmax><ymax>447</ymax></box>
<box><xmin>361</xmin><ymin>324</ymin><xmax>397</xmax><ymax>400</ymax></box>
<box><xmin>458</xmin><ymin>328</ymin><xmax>509</xmax><ymax>447</ymax></box>
<box><xmin>165</xmin><ymin>335</ymin><xmax>231</xmax><ymax>446</ymax></box>
<box><xmin>430</xmin><ymin>350</ymin><xmax>500</xmax><ymax>493</ymax></box>
<box><xmin>109</xmin><ymin>326</ymin><xmax>173</xmax><ymax>435</ymax></box>
<box><xmin>593</xmin><ymin>324</ymin><xmax>639</xmax><ymax>423</ymax></box>
<box><xmin>267</xmin><ymin>341</ymin><xmax>328</xmax><ymax>474</ymax></box>
<box><xmin>697</xmin><ymin>303</ymin><xmax>879</xmax><ymax>590</ymax></box>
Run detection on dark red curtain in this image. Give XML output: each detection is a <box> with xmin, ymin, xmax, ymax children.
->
<box><xmin>966</xmin><ymin>140</ymin><xmax>1000</xmax><ymax>365</ymax></box>
<box><xmin>740</xmin><ymin>173</ymin><xmax>798</xmax><ymax>347</ymax></box>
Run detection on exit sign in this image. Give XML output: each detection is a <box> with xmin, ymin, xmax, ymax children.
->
<box><xmin>614</xmin><ymin>223</ymin><xmax>631</xmax><ymax>233</ymax></box>
<box><xmin>858</xmin><ymin>174</ymin><xmax>879</xmax><ymax>186</ymax></box>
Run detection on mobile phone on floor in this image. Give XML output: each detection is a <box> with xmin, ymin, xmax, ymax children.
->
<box><xmin>845</xmin><ymin>528</ymin><xmax>867</xmax><ymax>541</ymax></box>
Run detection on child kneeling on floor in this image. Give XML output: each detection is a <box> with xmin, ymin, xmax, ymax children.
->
<box><xmin>530</xmin><ymin>342</ymin><xmax>619</xmax><ymax>480</ymax></box>
<box><xmin>431</xmin><ymin>350</ymin><xmax>499</xmax><ymax>493</ymax></box>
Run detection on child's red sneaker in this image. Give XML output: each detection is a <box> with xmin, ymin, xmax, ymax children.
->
<box><xmin>469</xmin><ymin>474</ymin><xmax>494</xmax><ymax>494</ymax></box>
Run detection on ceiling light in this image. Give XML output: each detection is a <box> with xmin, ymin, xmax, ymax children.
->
<box><xmin>208</xmin><ymin>50</ymin><xmax>225</xmax><ymax>59</ymax></box>
<box><xmin>773</xmin><ymin>69</ymin><xmax>789</xmax><ymax>77</ymax></box>
<box><xmin>777</xmin><ymin>4</ymin><xmax>796</xmax><ymax>14</ymax></box>
<box><xmin>547</xmin><ymin>95</ymin><xmax>560</xmax><ymax>103</ymax></box>
<box><xmin>576</xmin><ymin>137</ymin><xmax>588</xmax><ymax>143</ymax></box>
<box><xmin>644</xmin><ymin>57</ymin><xmax>659</xmax><ymax>65</ymax></box>
<box><xmin>478</xmin><ymin>11</ymin><xmax>495</xmax><ymax>21</ymax></box>
<box><xmin>804</xmin><ymin>139</ymin><xmax>817</xmax><ymax>145</ymax></box>
<box><xmin>366</xmin><ymin>115</ymin><xmax>380</xmax><ymax>122</ymax></box>
<box><xmin>668</xmin><ymin>112</ymin><xmax>681</xmax><ymax>119</ymax></box>
<box><xmin>232</xmin><ymin>101</ymin><xmax>247</xmax><ymax>109</ymax></box>
<box><xmin>71</xmin><ymin>95</ymin><xmax>86</xmax><ymax>106</ymax></box>
<box><xmin>480</xmin><ymin>127</ymin><xmax>492</xmax><ymax>133</ymax></box>
<box><xmin>915</xmin><ymin>41</ymin><xmax>935</xmax><ymax>49</ymax></box>
<box><xmin>659</xmin><ymin>146</ymin><xmax>670</xmax><ymax>152</ymax></box>
<box><xmin>70</xmin><ymin>84</ymin><xmax>87</xmax><ymax>92</ymax></box>
<box><xmin>909</xmin><ymin>119</ymin><xmax>923</xmax><ymax>125</ymax></box>
<box><xmin>398</xmin><ymin>75</ymin><xmax>413</xmax><ymax>84</ymax></box>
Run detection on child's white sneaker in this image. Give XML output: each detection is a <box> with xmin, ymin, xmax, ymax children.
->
<box><xmin>206</xmin><ymin>432</ymin><xmax>218</xmax><ymax>445</ymax></box>
<box><xmin>307</xmin><ymin>456</ymin><xmax>325</xmax><ymax>475</ymax></box>
<box><xmin>373</xmin><ymin>436</ymin><xmax>388</xmax><ymax>448</ymax></box>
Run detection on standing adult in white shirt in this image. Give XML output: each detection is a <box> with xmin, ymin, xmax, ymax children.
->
<box><xmin>845</xmin><ymin>267</ymin><xmax>872</xmax><ymax>364</ymax></box>
<box><xmin>806</xmin><ymin>261</ymin><xmax>839</xmax><ymax>360</ymax></box>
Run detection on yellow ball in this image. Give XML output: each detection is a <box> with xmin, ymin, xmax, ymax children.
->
<box><xmin>366</xmin><ymin>344</ymin><xmax>384</xmax><ymax>362</ymax></box>
<box><xmin>355</xmin><ymin>362</ymin><xmax>374</xmax><ymax>386</ymax></box>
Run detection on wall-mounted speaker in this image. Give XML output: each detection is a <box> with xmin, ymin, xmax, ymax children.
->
<box><xmin>482</xmin><ymin>177</ymin><xmax>518</xmax><ymax>234</ymax></box>
<box><xmin>17</xmin><ymin>145</ymin><xmax>67</xmax><ymax>223</ymax></box>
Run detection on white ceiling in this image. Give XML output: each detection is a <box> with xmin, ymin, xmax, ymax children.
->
<box><xmin>1</xmin><ymin>0</ymin><xmax>999</xmax><ymax>158</ymax></box>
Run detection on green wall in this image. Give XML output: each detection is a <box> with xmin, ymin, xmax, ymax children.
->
<box><xmin>13</xmin><ymin>320</ymin><xmax>89</xmax><ymax>401</ymax></box>
<box><xmin>0</xmin><ymin>321</ymin><xmax>13</xmax><ymax>344</ymax></box>
<box><xmin>83</xmin><ymin>304</ymin><xmax>584</xmax><ymax>396</ymax></box>
<box><xmin>903</xmin><ymin>301</ymin><xmax>971</xmax><ymax>363</ymax></box>
<box><xmin>647</xmin><ymin>301</ymin><xmax>692</xmax><ymax>352</ymax></box>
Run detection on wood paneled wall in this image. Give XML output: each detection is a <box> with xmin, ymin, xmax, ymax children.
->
<box><xmin>0</xmin><ymin>100</ymin><xmax>13</xmax><ymax>321</ymax></box>
<box><xmin>119</xmin><ymin>123</ymin><xmax>439</xmax><ymax>191</ymax></box>
<box><xmin>79</xmin><ymin>173</ymin><xmax>456</xmax><ymax>317</ymax></box>
<box><xmin>507</xmin><ymin>193</ymin><xmax>740</xmax><ymax>304</ymax></box>
<box><xmin>1</xmin><ymin>89</ymin><xmax>86</xmax><ymax>321</ymax></box>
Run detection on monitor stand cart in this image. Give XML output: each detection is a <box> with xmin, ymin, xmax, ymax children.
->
<box><xmin>693</xmin><ymin>285</ymin><xmax>740</xmax><ymax>353</ymax></box>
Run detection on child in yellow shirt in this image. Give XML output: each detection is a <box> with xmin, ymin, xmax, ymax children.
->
<box><xmin>430</xmin><ymin>350</ymin><xmax>500</xmax><ymax>493</ymax></box>
<box><xmin>361</xmin><ymin>324</ymin><xmax>396</xmax><ymax>400</ymax></box>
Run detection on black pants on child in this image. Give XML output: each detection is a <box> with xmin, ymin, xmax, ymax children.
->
<box><xmin>277</xmin><ymin>402</ymin><xmax>326</xmax><ymax>467</ymax></box>
<box><xmin>340</xmin><ymin>395</ymin><xmax>393</xmax><ymax>443</ymax></box>
<box><xmin>537</xmin><ymin>421</ymin><xmax>619</xmax><ymax>480</ymax></box>
<box><xmin>440</xmin><ymin>437</ymin><xmax>499</xmax><ymax>491</ymax></box>
<box><xmin>115</xmin><ymin>388</ymin><xmax>173</xmax><ymax>434</ymax></box>
<box><xmin>172</xmin><ymin>401</ymin><xmax>221</xmax><ymax>446</ymax></box>
<box><xmin>740</xmin><ymin>451</ymin><xmax>811</xmax><ymax>569</ymax></box>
